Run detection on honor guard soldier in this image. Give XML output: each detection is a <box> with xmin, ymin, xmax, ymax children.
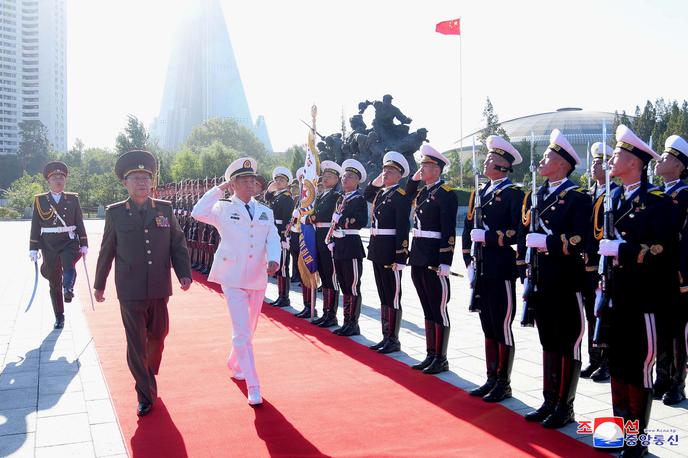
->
<box><xmin>597</xmin><ymin>126</ymin><xmax>676</xmax><ymax>457</ymax></box>
<box><xmin>289</xmin><ymin>173</ymin><xmax>303</xmax><ymax>286</ymax></box>
<box><xmin>327</xmin><ymin>159</ymin><xmax>368</xmax><ymax>336</ymax></box>
<box><xmin>364</xmin><ymin>152</ymin><xmax>411</xmax><ymax>353</ymax></box>
<box><xmin>463</xmin><ymin>135</ymin><xmax>525</xmax><ymax>402</ymax></box>
<box><xmin>310</xmin><ymin>161</ymin><xmax>343</xmax><ymax>327</ymax></box>
<box><xmin>291</xmin><ymin>167</ymin><xmax>318</xmax><ymax>318</ymax></box>
<box><xmin>29</xmin><ymin>161</ymin><xmax>88</xmax><ymax>328</ymax></box>
<box><xmin>265</xmin><ymin>167</ymin><xmax>294</xmax><ymax>307</ymax></box>
<box><xmin>522</xmin><ymin>129</ymin><xmax>590</xmax><ymax>429</ymax></box>
<box><xmin>406</xmin><ymin>144</ymin><xmax>459</xmax><ymax>374</ymax></box>
<box><xmin>582</xmin><ymin>142</ymin><xmax>617</xmax><ymax>382</ymax></box>
<box><xmin>652</xmin><ymin>134</ymin><xmax>688</xmax><ymax>405</ymax></box>
<box><xmin>94</xmin><ymin>150</ymin><xmax>192</xmax><ymax>417</ymax></box>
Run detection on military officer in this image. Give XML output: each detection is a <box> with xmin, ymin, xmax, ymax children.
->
<box><xmin>192</xmin><ymin>157</ymin><xmax>280</xmax><ymax>406</ymax></box>
<box><xmin>463</xmin><ymin>135</ymin><xmax>525</xmax><ymax>402</ymax></box>
<box><xmin>327</xmin><ymin>159</ymin><xmax>368</xmax><ymax>336</ymax></box>
<box><xmin>522</xmin><ymin>129</ymin><xmax>590</xmax><ymax>429</ymax></box>
<box><xmin>310</xmin><ymin>161</ymin><xmax>343</xmax><ymax>327</ymax></box>
<box><xmin>406</xmin><ymin>144</ymin><xmax>459</xmax><ymax>375</ymax></box>
<box><xmin>363</xmin><ymin>152</ymin><xmax>411</xmax><ymax>353</ymax></box>
<box><xmin>597</xmin><ymin>125</ymin><xmax>675</xmax><ymax>457</ymax></box>
<box><xmin>582</xmin><ymin>142</ymin><xmax>617</xmax><ymax>382</ymax></box>
<box><xmin>289</xmin><ymin>168</ymin><xmax>304</xmax><ymax>291</ymax></box>
<box><xmin>94</xmin><ymin>150</ymin><xmax>192</xmax><ymax>417</ymax></box>
<box><xmin>29</xmin><ymin>161</ymin><xmax>88</xmax><ymax>328</ymax></box>
<box><xmin>652</xmin><ymin>134</ymin><xmax>688</xmax><ymax>405</ymax></box>
<box><xmin>265</xmin><ymin>167</ymin><xmax>294</xmax><ymax>307</ymax></box>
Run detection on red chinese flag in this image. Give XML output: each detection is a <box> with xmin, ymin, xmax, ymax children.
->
<box><xmin>435</xmin><ymin>18</ymin><xmax>460</xmax><ymax>35</ymax></box>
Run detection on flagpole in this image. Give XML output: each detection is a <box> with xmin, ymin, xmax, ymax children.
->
<box><xmin>458</xmin><ymin>18</ymin><xmax>463</xmax><ymax>188</ymax></box>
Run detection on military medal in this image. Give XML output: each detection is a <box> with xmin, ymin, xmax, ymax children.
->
<box><xmin>155</xmin><ymin>215</ymin><xmax>170</xmax><ymax>227</ymax></box>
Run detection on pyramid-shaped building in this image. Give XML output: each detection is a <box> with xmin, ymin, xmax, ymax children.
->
<box><xmin>151</xmin><ymin>0</ymin><xmax>272</xmax><ymax>151</ymax></box>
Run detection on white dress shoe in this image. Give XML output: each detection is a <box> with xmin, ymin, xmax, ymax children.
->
<box><xmin>247</xmin><ymin>386</ymin><xmax>262</xmax><ymax>406</ymax></box>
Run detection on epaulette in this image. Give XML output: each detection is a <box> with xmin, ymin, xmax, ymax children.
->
<box><xmin>64</xmin><ymin>191</ymin><xmax>79</xmax><ymax>196</ymax></box>
<box><xmin>573</xmin><ymin>187</ymin><xmax>587</xmax><ymax>194</ymax></box>
<box><xmin>507</xmin><ymin>184</ymin><xmax>522</xmax><ymax>190</ymax></box>
<box><xmin>106</xmin><ymin>200</ymin><xmax>127</xmax><ymax>211</ymax></box>
<box><xmin>34</xmin><ymin>192</ymin><xmax>48</xmax><ymax>197</ymax></box>
<box><xmin>396</xmin><ymin>188</ymin><xmax>406</xmax><ymax>196</ymax></box>
<box><xmin>440</xmin><ymin>184</ymin><xmax>454</xmax><ymax>192</ymax></box>
<box><xmin>219</xmin><ymin>198</ymin><xmax>232</xmax><ymax>202</ymax></box>
<box><xmin>152</xmin><ymin>198</ymin><xmax>171</xmax><ymax>206</ymax></box>
<box><xmin>650</xmin><ymin>190</ymin><xmax>665</xmax><ymax>197</ymax></box>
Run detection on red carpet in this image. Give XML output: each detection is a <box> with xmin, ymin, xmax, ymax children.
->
<box><xmin>77</xmin><ymin>235</ymin><xmax>594</xmax><ymax>457</ymax></box>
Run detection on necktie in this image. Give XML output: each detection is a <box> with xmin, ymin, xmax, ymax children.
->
<box><xmin>245</xmin><ymin>203</ymin><xmax>253</xmax><ymax>220</ymax></box>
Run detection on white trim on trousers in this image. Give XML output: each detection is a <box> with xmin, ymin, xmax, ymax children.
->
<box><xmin>392</xmin><ymin>270</ymin><xmax>401</xmax><ymax>309</ymax></box>
<box><xmin>643</xmin><ymin>313</ymin><xmax>657</xmax><ymax>389</ymax></box>
<box><xmin>439</xmin><ymin>276</ymin><xmax>449</xmax><ymax>327</ymax></box>
<box><xmin>573</xmin><ymin>292</ymin><xmax>585</xmax><ymax>361</ymax></box>
<box><xmin>503</xmin><ymin>280</ymin><xmax>514</xmax><ymax>346</ymax></box>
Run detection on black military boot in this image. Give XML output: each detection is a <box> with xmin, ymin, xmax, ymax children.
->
<box><xmin>54</xmin><ymin>313</ymin><xmax>65</xmax><ymax>329</ymax></box>
<box><xmin>653</xmin><ymin>345</ymin><xmax>672</xmax><ymax>399</ymax></box>
<box><xmin>62</xmin><ymin>267</ymin><xmax>76</xmax><ymax>303</ymax></box>
<box><xmin>378</xmin><ymin>307</ymin><xmax>402</xmax><ymax>354</ymax></box>
<box><xmin>581</xmin><ymin>322</ymin><xmax>601</xmax><ymax>378</ymax></box>
<box><xmin>525</xmin><ymin>351</ymin><xmax>560</xmax><ymax>422</ymax></box>
<box><xmin>318</xmin><ymin>288</ymin><xmax>339</xmax><ymax>328</ymax></box>
<box><xmin>470</xmin><ymin>338</ymin><xmax>498</xmax><ymax>397</ymax></box>
<box><xmin>412</xmin><ymin>320</ymin><xmax>436</xmax><ymax>370</ymax></box>
<box><xmin>273</xmin><ymin>276</ymin><xmax>291</xmax><ymax>308</ymax></box>
<box><xmin>590</xmin><ymin>351</ymin><xmax>610</xmax><ymax>382</ymax></box>
<box><xmin>423</xmin><ymin>324</ymin><xmax>449</xmax><ymax>374</ymax></box>
<box><xmin>369</xmin><ymin>305</ymin><xmax>389</xmax><ymax>350</ymax></box>
<box><xmin>295</xmin><ymin>285</ymin><xmax>315</xmax><ymax>318</ymax></box>
<box><xmin>542</xmin><ymin>358</ymin><xmax>581</xmax><ymax>428</ymax></box>
<box><xmin>339</xmin><ymin>295</ymin><xmax>361</xmax><ymax>336</ymax></box>
<box><xmin>663</xmin><ymin>339</ymin><xmax>687</xmax><ymax>406</ymax></box>
<box><xmin>483</xmin><ymin>344</ymin><xmax>515</xmax><ymax>402</ymax></box>
<box><xmin>311</xmin><ymin>288</ymin><xmax>328</xmax><ymax>325</ymax></box>
<box><xmin>621</xmin><ymin>385</ymin><xmax>653</xmax><ymax>457</ymax></box>
<box><xmin>610</xmin><ymin>377</ymin><xmax>630</xmax><ymax>452</ymax></box>
<box><xmin>333</xmin><ymin>295</ymin><xmax>351</xmax><ymax>335</ymax></box>
<box><xmin>49</xmin><ymin>287</ymin><xmax>64</xmax><ymax>322</ymax></box>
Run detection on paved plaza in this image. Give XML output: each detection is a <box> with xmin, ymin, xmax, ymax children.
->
<box><xmin>1</xmin><ymin>220</ymin><xmax>686</xmax><ymax>457</ymax></box>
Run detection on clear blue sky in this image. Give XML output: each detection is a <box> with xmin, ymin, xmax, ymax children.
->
<box><xmin>67</xmin><ymin>0</ymin><xmax>688</xmax><ymax>153</ymax></box>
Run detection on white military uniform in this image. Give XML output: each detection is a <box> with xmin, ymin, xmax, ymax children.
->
<box><xmin>191</xmin><ymin>161</ymin><xmax>280</xmax><ymax>392</ymax></box>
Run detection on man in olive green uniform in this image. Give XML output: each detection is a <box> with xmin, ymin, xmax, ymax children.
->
<box><xmin>94</xmin><ymin>150</ymin><xmax>192</xmax><ymax>417</ymax></box>
<box><xmin>29</xmin><ymin>161</ymin><xmax>88</xmax><ymax>329</ymax></box>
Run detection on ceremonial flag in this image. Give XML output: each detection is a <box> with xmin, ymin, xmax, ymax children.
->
<box><xmin>297</xmin><ymin>129</ymin><xmax>321</xmax><ymax>289</ymax></box>
<box><xmin>436</xmin><ymin>18</ymin><xmax>460</xmax><ymax>35</ymax></box>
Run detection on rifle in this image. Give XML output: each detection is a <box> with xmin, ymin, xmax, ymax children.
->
<box><xmin>521</xmin><ymin>131</ymin><xmax>538</xmax><ymax>327</ymax></box>
<box><xmin>593</xmin><ymin>121</ymin><xmax>613</xmax><ymax>347</ymax></box>
<box><xmin>468</xmin><ymin>136</ymin><xmax>482</xmax><ymax>313</ymax></box>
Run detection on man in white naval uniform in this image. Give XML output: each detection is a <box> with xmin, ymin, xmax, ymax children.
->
<box><xmin>192</xmin><ymin>157</ymin><xmax>280</xmax><ymax>405</ymax></box>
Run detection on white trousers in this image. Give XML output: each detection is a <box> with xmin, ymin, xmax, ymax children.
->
<box><xmin>221</xmin><ymin>286</ymin><xmax>265</xmax><ymax>388</ymax></box>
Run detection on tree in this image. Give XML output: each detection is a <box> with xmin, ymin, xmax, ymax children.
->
<box><xmin>17</xmin><ymin>120</ymin><xmax>52</xmax><ymax>174</ymax></box>
<box><xmin>199</xmin><ymin>142</ymin><xmax>241</xmax><ymax>178</ymax></box>
<box><xmin>115</xmin><ymin>115</ymin><xmax>150</xmax><ymax>155</ymax></box>
<box><xmin>632</xmin><ymin>101</ymin><xmax>656</xmax><ymax>141</ymax></box>
<box><xmin>170</xmin><ymin>149</ymin><xmax>203</xmax><ymax>181</ymax></box>
<box><xmin>0</xmin><ymin>154</ymin><xmax>20</xmax><ymax>189</ymax></box>
<box><xmin>478</xmin><ymin>97</ymin><xmax>509</xmax><ymax>151</ymax></box>
<box><xmin>184</xmin><ymin>118</ymin><xmax>267</xmax><ymax>160</ymax></box>
<box><xmin>288</xmin><ymin>145</ymin><xmax>306</xmax><ymax>174</ymax></box>
<box><xmin>63</xmin><ymin>138</ymin><xmax>85</xmax><ymax>167</ymax></box>
<box><xmin>5</xmin><ymin>172</ymin><xmax>45</xmax><ymax>211</ymax></box>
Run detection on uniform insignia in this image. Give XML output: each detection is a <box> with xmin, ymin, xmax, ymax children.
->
<box><xmin>569</xmin><ymin>235</ymin><xmax>582</xmax><ymax>245</ymax></box>
<box><xmin>243</xmin><ymin>159</ymin><xmax>251</xmax><ymax>168</ymax></box>
<box><xmin>396</xmin><ymin>188</ymin><xmax>406</xmax><ymax>196</ymax></box>
<box><xmin>259</xmin><ymin>212</ymin><xmax>268</xmax><ymax>221</ymax></box>
<box><xmin>138</xmin><ymin>164</ymin><xmax>144</xmax><ymax>169</ymax></box>
<box><xmin>506</xmin><ymin>230</ymin><xmax>516</xmax><ymax>237</ymax></box>
<box><xmin>402</xmin><ymin>240</ymin><xmax>408</xmax><ymax>247</ymax></box>
<box><xmin>650</xmin><ymin>244</ymin><xmax>663</xmax><ymax>255</ymax></box>
<box><xmin>155</xmin><ymin>215</ymin><xmax>170</xmax><ymax>228</ymax></box>
<box><xmin>448</xmin><ymin>236</ymin><xmax>455</xmax><ymax>245</ymax></box>
<box><xmin>650</xmin><ymin>190</ymin><xmax>664</xmax><ymax>196</ymax></box>
<box><xmin>441</xmin><ymin>184</ymin><xmax>454</xmax><ymax>192</ymax></box>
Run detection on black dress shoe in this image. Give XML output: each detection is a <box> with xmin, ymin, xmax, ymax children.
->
<box><xmin>590</xmin><ymin>363</ymin><xmax>610</xmax><ymax>382</ymax></box>
<box><xmin>662</xmin><ymin>385</ymin><xmax>686</xmax><ymax>405</ymax></box>
<box><xmin>137</xmin><ymin>402</ymin><xmax>153</xmax><ymax>417</ymax></box>
<box><xmin>54</xmin><ymin>315</ymin><xmax>65</xmax><ymax>329</ymax></box>
<box><xmin>64</xmin><ymin>289</ymin><xmax>74</xmax><ymax>303</ymax></box>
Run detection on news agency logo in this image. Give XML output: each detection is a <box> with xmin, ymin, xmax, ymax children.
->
<box><xmin>592</xmin><ymin>417</ymin><xmax>625</xmax><ymax>448</ymax></box>
<box><xmin>578</xmin><ymin>417</ymin><xmax>680</xmax><ymax>449</ymax></box>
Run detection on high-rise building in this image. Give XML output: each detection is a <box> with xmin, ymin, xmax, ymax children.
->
<box><xmin>0</xmin><ymin>0</ymin><xmax>66</xmax><ymax>155</ymax></box>
<box><xmin>151</xmin><ymin>0</ymin><xmax>272</xmax><ymax>152</ymax></box>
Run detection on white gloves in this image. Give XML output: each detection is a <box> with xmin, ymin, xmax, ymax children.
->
<box><xmin>327</xmin><ymin>242</ymin><xmax>334</xmax><ymax>252</ymax></box>
<box><xmin>331</xmin><ymin>212</ymin><xmax>342</xmax><ymax>224</ymax></box>
<box><xmin>437</xmin><ymin>264</ymin><xmax>451</xmax><ymax>277</ymax></box>
<box><xmin>598</xmin><ymin>239</ymin><xmax>623</xmax><ymax>257</ymax></box>
<box><xmin>79</xmin><ymin>246</ymin><xmax>88</xmax><ymax>256</ymax></box>
<box><xmin>525</xmin><ymin>233</ymin><xmax>548</xmax><ymax>249</ymax></box>
<box><xmin>281</xmin><ymin>241</ymin><xmax>290</xmax><ymax>250</ymax></box>
<box><xmin>470</xmin><ymin>229</ymin><xmax>486</xmax><ymax>243</ymax></box>
<box><xmin>391</xmin><ymin>263</ymin><xmax>405</xmax><ymax>272</ymax></box>
<box><xmin>466</xmin><ymin>262</ymin><xmax>475</xmax><ymax>283</ymax></box>
<box><xmin>291</xmin><ymin>209</ymin><xmax>300</xmax><ymax>218</ymax></box>
<box><xmin>29</xmin><ymin>250</ymin><xmax>38</xmax><ymax>262</ymax></box>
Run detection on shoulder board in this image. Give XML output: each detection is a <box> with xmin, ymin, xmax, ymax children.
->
<box><xmin>219</xmin><ymin>198</ymin><xmax>232</xmax><ymax>202</ymax></box>
<box><xmin>283</xmin><ymin>191</ymin><xmax>292</xmax><ymax>197</ymax></box>
<box><xmin>34</xmin><ymin>192</ymin><xmax>48</xmax><ymax>197</ymax></box>
<box><xmin>152</xmin><ymin>198</ymin><xmax>171</xmax><ymax>206</ymax></box>
<box><xmin>507</xmin><ymin>184</ymin><xmax>522</xmax><ymax>190</ymax></box>
<box><xmin>573</xmin><ymin>187</ymin><xmax>587</xmax><ymax>194</ymax></box>
<box><xmin>396</xmin><ymin>188</ymin><xmax>406</xmax><ymax>196</ymax></box>
<box><xmin>64</xmin><ymin>191</ymin><xmax>78</xmax><ymax>196</ymax></box>
<box><xmin>440</xmin><ymin>184</ymin><xmax>454</xmax><ymax>192</ymax></box>
<box><xmin>650</xmin><ymin>190</ymin><xmax>665</xmax><ymax>197</ymax></box>
<box><xmin>105</xmin><ymin>200</ymin><xmax>127</xmax><ymax>210</ymax></box>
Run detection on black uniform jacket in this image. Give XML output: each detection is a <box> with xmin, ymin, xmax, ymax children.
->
<box><xmin>310</xmin><ymin>188</ymin><xmax>342</xmax><ymax>249</ymax></box>
<box><xmin>330</xmin><ymin>190</ymin><xmax>368</xmax><ymax>260</ymax></box>
<box><xmin>462</xmin><ymin>179</ymin><xmax>525</xmax><ymax>280</ymax></box>
<box><xmin>94</xmin><ymin>197</ymin><xmax>192</xmax><ymax>301</ymax></box>
<box><xmin>266</xmin><ymin>189</ymin><xmax>293</xmax><ymax>241</ymax></box>
<box><xmin>406</xmin><ymin>179</ymin><xmax>459</xmax><ymax>267</ymax></box>
<box><xmin>364</xmin><ymin>183</ymin><xmax>411</xmax><ymax>265</ymax></box>
<box><xmin>664</xmin><ymin>182</ymin><xmax>688</xmax><ymax>294</ymax></box>
<box><xmin>521</xmin><ymin>179</ymin><xmax>591</xmax><ymax>293</ymax></box>
<box><xmin>585</xmin><ymin>182</ymin><xmax>619</xmax><ymax>275</ymax></box>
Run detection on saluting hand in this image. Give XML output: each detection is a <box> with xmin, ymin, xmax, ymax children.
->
<box><xmin>371</xmin><ymin>173</ymin><xmax>384</xmax><ymax>187</ymax></box>
<box><xmin>412</xmin><ymin>169</ymin><xmax>422</xmax><ymax>181</ymax></box>
<box><xmin>218</xmin><ymin>180</ymin><xmax>233</xmax><ymax>192</ymax></box>
<box><xmin>180</xmin><ymin>277</ymin><xmax>192</xmax><ymax>291</ymax></box>
<box><xmin>267</xmin><ymin>261</ymin><xmax>279</xmax><ymax>276</ymax></box>
<box><xmin>94</xmin><ymin>289</ymin><xmax>105</xmax><ymax>302</ymax></box>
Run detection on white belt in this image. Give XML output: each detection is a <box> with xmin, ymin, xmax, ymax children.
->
<box><xmin>370</xmin><ymin>228</ymin><xmax>396</xmax><ymax>236</ymax></box>
<box><xmin>290</xmin><ymin>226</ymin><xmax>300</xmax><ymax>233</ymax></box>
<box><xmin>333</xmin><ymin>229</ymin><xmax>360</xmax><ymax>238</ymax></box>
<box><xmin>412</xmin><ymin>229</ymin><xmax>441</xmax><ymax>239</ymax></box>
<box><xmin>41</xmin><ymin>225</ymin><xmax>76</xmax><ymax>234</ymax></box>
<box><xmin>315</xmin><ymin>222</ymin><xmax>332</xmax><ymax>228</ymax></box>
<box><xmin>275</xmin><ymin>219</ymin><xmax>283</xmax><ymax>224</ymax></box>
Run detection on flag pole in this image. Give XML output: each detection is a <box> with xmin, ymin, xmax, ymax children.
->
<box><xmin>458</xmin><ymin>18</ymin><xmax>463</xmax><ymax>188</ymax></box>
<box><xmin>310</xmin><ymin>104</ymin><xmax>317</xmax><ymax>321</ymax></box>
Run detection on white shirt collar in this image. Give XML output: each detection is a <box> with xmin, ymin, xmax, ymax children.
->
<box><xmin>344</xmin><ymin>190</ymin><xmax>358</xmax><ymax>198</ymax></box>
<box><xmin>50</xmin><ymin>191</ymin><xmax>62</xmax><ymax>203</ymax></box>
<box><xmin>623</xmin><ymin>181</ymin><xmax>642</xmax><ymax>199</ymax></box>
